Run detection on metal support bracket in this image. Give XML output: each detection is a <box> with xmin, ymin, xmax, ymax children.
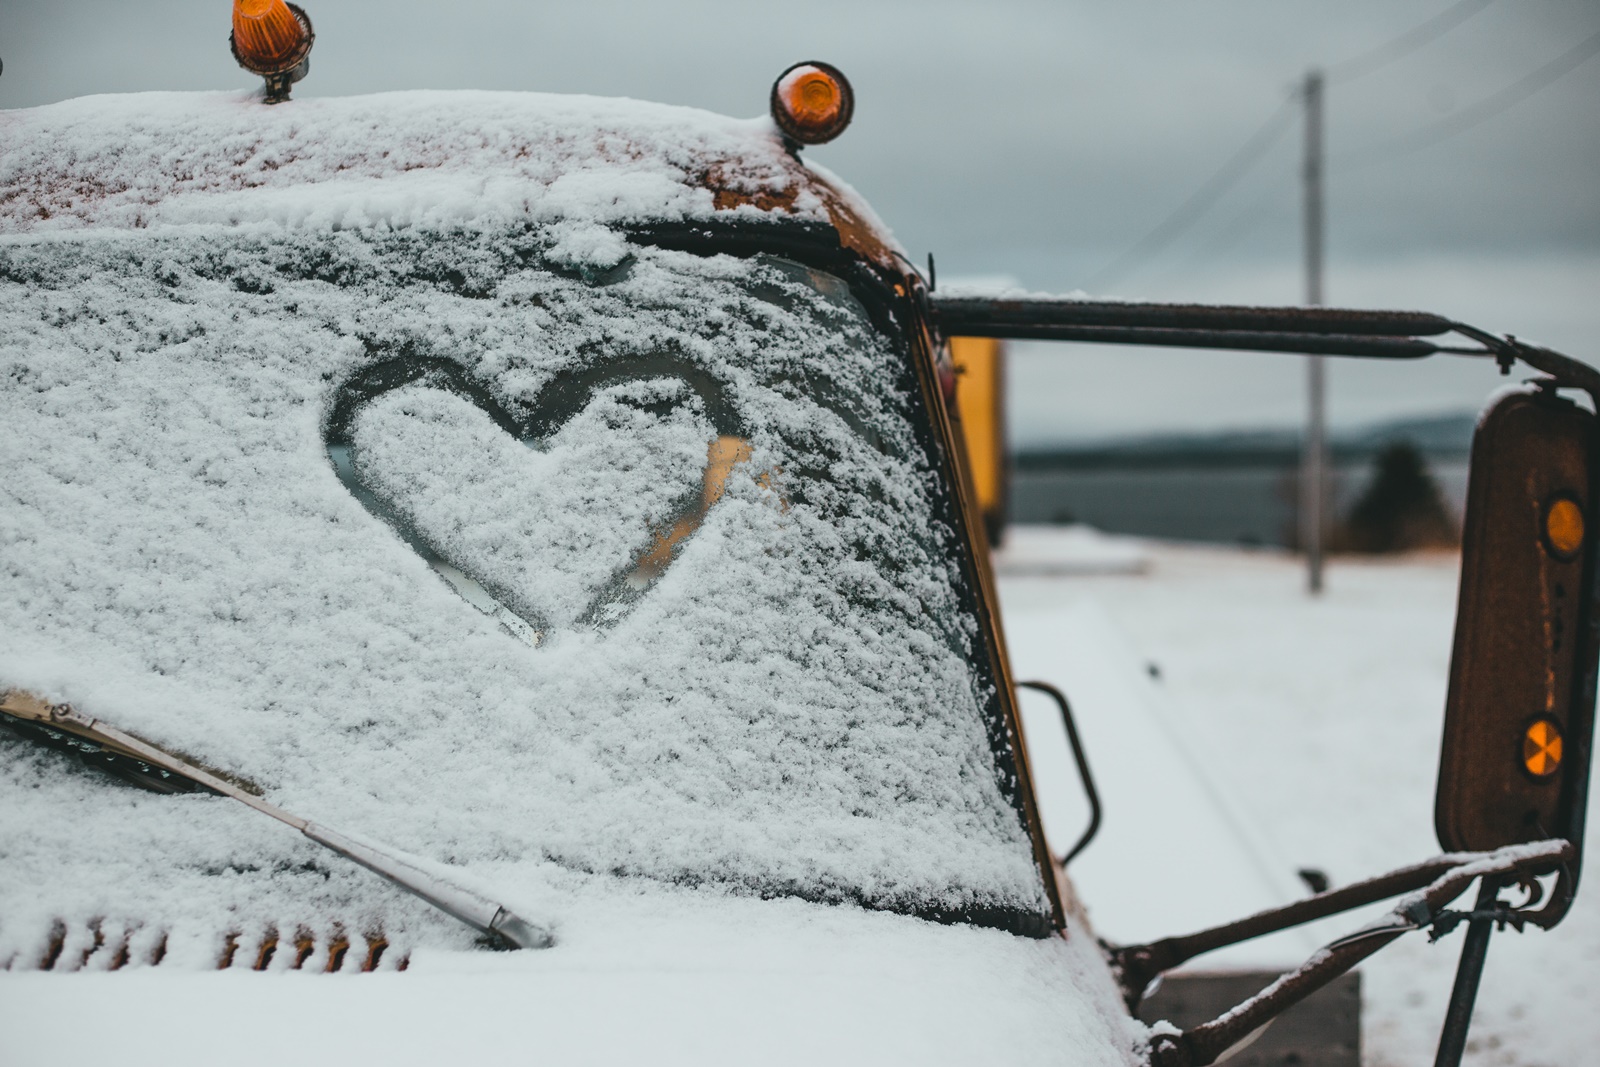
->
<box><xmin>1129</xmin><ymin>840</ymin><xmax>1572</xmax><ymax>1067</ymax></box>
<box><xmin>1017</xmin><ymin>680</ymin><xmax>1102</xmax><ymax>865</ymax></box>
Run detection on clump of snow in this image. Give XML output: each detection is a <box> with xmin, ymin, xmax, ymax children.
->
<box><xmin>937</xmin><ymin>282</ymin><xmax>1092</xmax><ymax>301</ymax></box>
<box><xmin>0</xmin><ymin>227</ymin><xmax>1048</xmax><ymax>944</ymax></box>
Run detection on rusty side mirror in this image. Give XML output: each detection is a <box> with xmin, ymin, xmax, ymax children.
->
<box><xmin>1437</xmin><ymin>387</ymin><xmax>1600</xmax><ymax>893</ymax></box>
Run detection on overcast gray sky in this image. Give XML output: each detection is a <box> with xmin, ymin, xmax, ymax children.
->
<box><xmin>3</xmin><ymin>1</ymin><xmax>1596</xmax><ymax>445</ymax></box>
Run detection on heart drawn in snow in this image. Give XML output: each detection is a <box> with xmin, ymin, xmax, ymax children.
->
<box><xmin>326</xmin><ymin>355</ymin><xmax>748</xmax><ymax>644</ymax></box>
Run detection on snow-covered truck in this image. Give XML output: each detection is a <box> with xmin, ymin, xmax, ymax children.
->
<box><xmin>0</xmin><ymin>5</ymin><xmax>1594</xmax><ymax>1065</ymax></box>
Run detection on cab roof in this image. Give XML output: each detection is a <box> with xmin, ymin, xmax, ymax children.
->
<box><xmin>0</xmin><ymin>89</ymin><xmax>899</xmax><ymax>266</ymax></box>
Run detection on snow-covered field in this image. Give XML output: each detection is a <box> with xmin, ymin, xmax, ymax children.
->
<box><xmin>997</xmin><ymin>526</ymin><xmax>1599</xmax><ymax>1067</ymax></box>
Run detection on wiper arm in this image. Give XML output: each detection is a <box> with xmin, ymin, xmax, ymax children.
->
<box><xmin>1</xmin><ymin>689</ymin><xmax>552</xmax><ymax>951</ymax></box>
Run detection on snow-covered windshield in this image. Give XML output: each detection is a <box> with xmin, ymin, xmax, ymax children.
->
<box><xmin>0</xmin><ymin>228</ymin><xmax>1050</xmax><ymax>941</ymax></box>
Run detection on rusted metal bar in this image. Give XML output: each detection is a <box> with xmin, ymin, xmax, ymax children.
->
<box><xmin>1490</xmin><ymin>332</ymin><xmax>1600</xmax><ymax>400</ymax></box>
<box><xmin>931</xmin><ymin>297</ymin><xmax>1454</xmax><ymax>338</ymax></box>
<box><xmin>1147</xmin><ymin>927</ymin><xmax>1403</xmax><ymax>1067</ymax></box>
<box><xmin>931</xmin><ymin>300</ymin><xmax>1599</xmax><ymax>389</ymax></box>
<box><xmin>927</xmin><ymin>322</ymin><xmax>1442</xmax><ymax>358</ymax></box>
<box><xmin>1112</xmin><ymin>854</ymin><xmax>1463</xmax><ymax>1009</ymax></box>
<box><xmin>1143</xmin><ymin>840</ymin><xmax>1573</xmax><ymax>1067</ymax></box>
<box><xmin>1432</xmin><ymin>878</ymin><xmax>1501</xmax><ymax>1067</ymax></box>
<box><xmin>1017</xmin><ymin>681</ymin><xmax>1102</xmax><ymax>866</ymax></box>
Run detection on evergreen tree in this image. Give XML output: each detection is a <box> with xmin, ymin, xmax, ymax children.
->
<box><xmin>1344</xmin><ymin>441</ymin><xmax>1457</xmax><ymax>553</ymax></box>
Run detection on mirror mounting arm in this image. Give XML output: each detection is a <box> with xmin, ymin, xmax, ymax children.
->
<box><xmin>928</xmin><ymin>295</ymin><xmax>1597</xmax><ymax>390</ymax></box>
<box><xmin>1127</xmin><ymin>840</ymin><xmax>1572</xmax><ymax>1067</ymax></box>
<box><xmin>1454</xmin><ymin>324</ymin><xmax>1600</xmax><ymax>401</ymax></box>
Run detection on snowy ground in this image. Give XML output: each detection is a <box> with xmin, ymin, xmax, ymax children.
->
<box><xmin>996</xmin><ymin>526</ymin><xmax>1599</xmax><ymax>1067</ymax></box>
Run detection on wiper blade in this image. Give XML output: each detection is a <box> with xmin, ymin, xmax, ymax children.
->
<box><xmin>0</xmin><ymin>689</ymin><xmax>552</xmax><ymax>951</ymax></box>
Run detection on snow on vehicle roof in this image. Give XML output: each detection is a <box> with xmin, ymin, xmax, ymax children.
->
<box><xmin>0</xmin><ymin>89</ymin><xmax>896</xmax><ymax>264</ymax></box>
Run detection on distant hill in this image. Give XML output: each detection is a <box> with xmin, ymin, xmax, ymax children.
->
<box><xmin>1016</xmin><ymin>412</ymin><xmax>1476</xmax><ymax>471</ymax></box>
<box><xmin>1339</xmin><ymin>412</ymin><xmax>1476</xmax><ymax>454</ymax></box>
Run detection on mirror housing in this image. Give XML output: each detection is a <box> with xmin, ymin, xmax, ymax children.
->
<box><xmin>1437</xmin><ymin>386</ymin><xmax>1600</xmax><ymax>899</ymax></box>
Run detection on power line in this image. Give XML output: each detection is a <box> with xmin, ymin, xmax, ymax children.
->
<box><xmin>1347</xmin><ymin>27</ymin><xmax>1600</xmax><ymax>166</ymax></box>
<box><xmin>1079</xmin><ymin>1</ymin><xmax>1495</xmax><ymax>292</ymax></box>
<box><xmin>1145</xmin><ymin>197</ymin><xmax>1292</xmax><ymax>290</ymax></box>
<box><xmin>1327</xmin><ymin>0</ymin><xmax>1496</xmax><ymax>84</ymax></box>
<box><xmin>1076</xmin><ymin>1</ymin><xmax>1547</xmax><ymax>292</ymax></box>
<box><xmin>1079</xmin><ymin>94</ymin><xmax>1297</xmax><ymax>293</ymax></box>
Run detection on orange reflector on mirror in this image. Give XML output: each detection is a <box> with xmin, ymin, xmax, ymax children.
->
<box><xmin>770</xmin><ymin>62</ymin><xmax>854</xmax><ymax>145</ymax></box>
<box><xmin>1546</xmin><ymin>496</ymin><xmax>1585</xmax><ymax>559</ymax></box>
<box><xmin>1523</xmin><ymin>718</ymin><xmax>1564</xmax><ymax>778</ymax></box>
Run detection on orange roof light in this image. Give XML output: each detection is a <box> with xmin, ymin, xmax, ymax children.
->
<box><xmin>231</xmin><ymin>0</ymin><xmax>315</xmax><ymax>104</ymax></box>
<box><xmin>770</xmin><ymin>62</ymin><xmax>854</xmax><ymax>146</ymax></box>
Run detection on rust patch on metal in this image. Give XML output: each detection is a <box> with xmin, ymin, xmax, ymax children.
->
<box><xmin>39</xmin><ymin>920</ymin><xmax>66</xmax><ymax>972</ymax></box>
<box><xmin>217</xmin><ymin>932</ymin><xmax>240</xmax><ymax>970</ymax></box>
<box><xmin>148</xmin><ymin>931</ymin><xmax>168</xmax><ymax>967</ymax></box>
<box><xmin>253</xmin><ymin>931</ymin><xmax>279</xmax><ymax>971</ymax></box>
<box><xmin>701</xmin><ymin>160</ymin><xmax>902</xmax><ymax>272</ymax></box>
<box><xmin>79</xmin><ymin>920</ymin><xmax>106</xmax><ymax>970</ymax></box>
<box><xmin>292</xmin><ymin>930</ymin><xmax>317</xmax><ymax>970</ymax></box>
<box><xmin>711</xmin><ymin>186</ymin><xmax>800</xmax><ymax>214</ymax></box>
<box><xmin>325</xmin><ymin>936</ymin><xmax>350</xmax><ymax>973</ymax></box>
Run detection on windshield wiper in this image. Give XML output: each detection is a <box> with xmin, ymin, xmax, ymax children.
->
<box><xmin>0</xmin><ymin>689</ymin><xmax>553</xmax><ymax>951</ymax></box>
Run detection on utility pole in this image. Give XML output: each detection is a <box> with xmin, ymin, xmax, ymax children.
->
<box><xmin>1302</xmin><ymin>69</ymin><xmax>1327</xmax><ymax>594</ymax></box>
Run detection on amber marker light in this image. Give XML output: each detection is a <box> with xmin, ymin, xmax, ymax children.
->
<box><xmin>1523</xmin><ymin>718</ymin><xmax>1564</xmax><ymax>779</ymax></box>
<box><xmin>1545</xmin><ymin>496</ymin><xmax>1585</xmax><ymax>560</ymax></box>
<box><xmin>770</xmin><ymin>62</ymin><xmax>854</xmax><ymax>146</ymax></box>
<box><xmin>231</xmin><ymin>0</ymin><xmax>315</xmax><ymax>104</ymax></box>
